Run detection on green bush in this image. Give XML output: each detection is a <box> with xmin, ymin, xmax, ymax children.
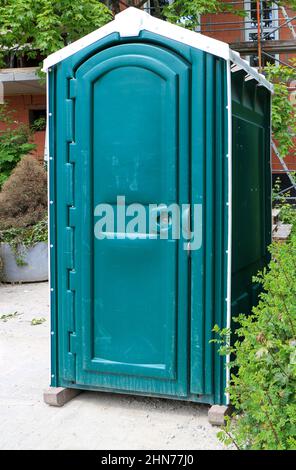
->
<box><xmin>0</xmin><ymin>155</ymin><xmax>48</xmax><ymax>267</ymax></box>
<box><xmin>0</xmin><ymin>218</ymin><xmax>48</xmax><ymax>266</ymax></box>
<box><xmin>0</xmin><ymin>104</ymin><xmax>39</xmax><ymax>188</ymax></box>
<box><xmin>0</xmin><ymin>155</ymin><xmax>47</xmax><ymax>230</ymax></box>
<box><xmin>273</xmin><ymin>176</ymin><xmax>296</xmax><ymax>224</ymax></box>
<box><xmin>214</xmin><ymin>215</ymin><xmax>296</xmax><ymax>450</ymax></box>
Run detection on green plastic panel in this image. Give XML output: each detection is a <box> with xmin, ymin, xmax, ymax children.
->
<box><xmin>48</xmin><ymin>31</ymin><xmax>240</xmax><ymax>405</ymax></box>
<box><xmin>231</xmin><ymin>70</ymin><xmax>272</xmax><ymax>321</ymax></box>
<box><xmin>189</xmin><ymin>54</ymin><xmax>229</xmax><ymax>405</ymax></box>
<box><xmin>74</xmin><ymin>43</ymin><xmax>189</xmax><ymax>395</ymax></box>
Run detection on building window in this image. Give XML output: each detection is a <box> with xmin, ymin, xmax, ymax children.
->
<box><xmin>29</xmin><ymin>109</ymin><xmax>46</xmax><ymax>131</ymax></box>
<box><xmin>245</xmin><ymin>1</ymin><xmax>279</xmax><ymax>67</ymax></box>
<box><xmin>144</xmin><ymin>0</ymin><xmax>201</xmax><ymax>31</ymax></box>
<box><xmin>144</xmin><ymin>0</ymin><xmax>176</xmax><ymax>21</ymax></box>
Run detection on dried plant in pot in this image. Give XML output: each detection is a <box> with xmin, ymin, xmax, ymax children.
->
<box><xmin>0</xmin><ymin>155</ymin><xmax>48</xmax><ymax>282</ymax></box>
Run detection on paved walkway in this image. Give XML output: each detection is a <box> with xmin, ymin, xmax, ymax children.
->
<box><xmin>0</xmin><ymin>282</ymin><xmax>224</xmax><ymax>450</ymax></box>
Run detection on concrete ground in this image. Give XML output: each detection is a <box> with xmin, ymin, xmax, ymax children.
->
<box><xmin>0</xmin><ymin>282</ymin><xmax>225</xmax><ymax>450</ymax></box>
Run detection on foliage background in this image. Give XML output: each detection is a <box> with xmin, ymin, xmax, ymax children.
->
<box><xmin>0</xmin><ymin>155</ymin><xmax>47</xmax><ymax>231</ymax></box>
<box><xmin>0</xmin><ymin>0</ymin><xmax>112</xmax><ymax>67</ymax></box>
<box><xmin>213</xmin><ymin>215</ymin><xmax>296</xmax><ymax>449</ymax></box>
<box><xmin>0</xmin><ymin>105</ymin><xmax>38</xmax><ymax>188</ymax></box>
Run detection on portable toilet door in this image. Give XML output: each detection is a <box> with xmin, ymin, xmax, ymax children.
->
<box><xmin>44</xmin><ymin>8</ymin><xmax>272</xmax><ymax>407</ymax></box>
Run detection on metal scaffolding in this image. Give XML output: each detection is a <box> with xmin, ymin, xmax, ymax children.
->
<box><xmin>139</xmin><ymin>1</ymin><xmax>296</xmax><ymax>200</ymax></box>
<box><xmin>200</xmin><ymin>1</ymin><xmax>296</xmax><ymax>201</ymax></box>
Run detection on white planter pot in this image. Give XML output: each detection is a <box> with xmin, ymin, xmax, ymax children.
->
<box><xmin>0</xmin><ymin>242</ymin><xmax>48</xmax><ymax>283</ymax></box>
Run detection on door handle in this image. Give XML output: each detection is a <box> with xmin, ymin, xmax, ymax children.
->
<box><xmin>150</xmin><ymin>206</ymin><xmax>173</xmax><ymax>235</ymax></box>
<box><xmin>156</xmin><ymin>212</ymin><xmax>172</xmax><ymax>234</ymax></box>
<box><xmin>182</xmin><ymin>206</ymin><xmax>190</xmax><ymax>239</ymax></box>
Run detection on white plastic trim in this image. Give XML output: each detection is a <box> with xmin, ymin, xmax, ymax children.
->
<box><xmin>244</xmin><ymin>74</ymin><xmax>255</xmax><ymax>82</ymax></box>
<box><xmin>44</xmin><ymin>72</ymin><xmax>49</xmax><ymax>162</ymax></box>
<box><xmin>42</xmin><ymin>7</ymin><xmax>273</xmax><ymax>92</ymax></box>
<box><xmin>46</xmin><ymin>69</ymin><xmax>52</xmax><ymax>384</ymax></box>
<box><xmin>230</xmin><ymin>64</ymin><xmax>242</xmax><ymax>73</ymax></box>
<box><xmin>229</xmin><ymin>50</ymin><xmax>273</xmax><ymax>92</ymax></box>
<box><xmin>225</xmin><ymin>60</ymin><xmax>232</xmax><ymax>405</ymax></box>
<box><xmin>43</xmin><ymin>7</ymin><xmax>229</xmax><ymax>71</ymax></box>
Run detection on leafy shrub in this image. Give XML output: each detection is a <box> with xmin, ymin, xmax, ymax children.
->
<box><xmin>214</xmin><ymin>218</ymin><xmax>296</xmax><ymax>450</ymax></box>
<box><xmin>163</xmin><ymin>0</ymin><xmax>245</xmax><ymax>30</ymax></box>
<box><xmin>0</xmin><ymin>155</ymin><xmax>47</xmax><ymax>230</ymax></box>
<box><xmin>0</xmin><ymin>104</ymin><xmax>38</xmax><ymax>188</ymax></box>
<box><xmin>0</xmin><ymin>218</ymin><xmax>48</xmax><ymax>265</ymax></box>
<box><xmin>273</xmin><ymin>175</ymin><xmax>296</xmax><ymax>224</ymax></box>
<box><xmin>265</xmin><ymin>59</ymin><xmax>296</xmax><ymax>158</ymax></box>
<box><xmin>0</xmin><ymin>0</ymin><xmax>112</xmax><ymax>68</ymax></box>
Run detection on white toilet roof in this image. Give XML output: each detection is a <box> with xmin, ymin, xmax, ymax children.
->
<box><xmin>43</xmin><ymin>7</ymin><xmax>272</xmax><ymax>92</ymax></box>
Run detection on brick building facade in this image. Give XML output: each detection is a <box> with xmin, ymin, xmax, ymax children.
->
<box><xmin>0</xmin><ymin>68</ymin><xmax>46</xmax><ymax>162</ymax></box>
<box><xmin>199</xmin><ymin>1</ymin><xmax>296</xmax><ymax>178</ymax></box>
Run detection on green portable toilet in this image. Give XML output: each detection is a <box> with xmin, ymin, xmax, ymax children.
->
<box><xmin>43</xmin><ymin>7</ymin><xmax>272</xmax><ymax>408</ymax></box>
